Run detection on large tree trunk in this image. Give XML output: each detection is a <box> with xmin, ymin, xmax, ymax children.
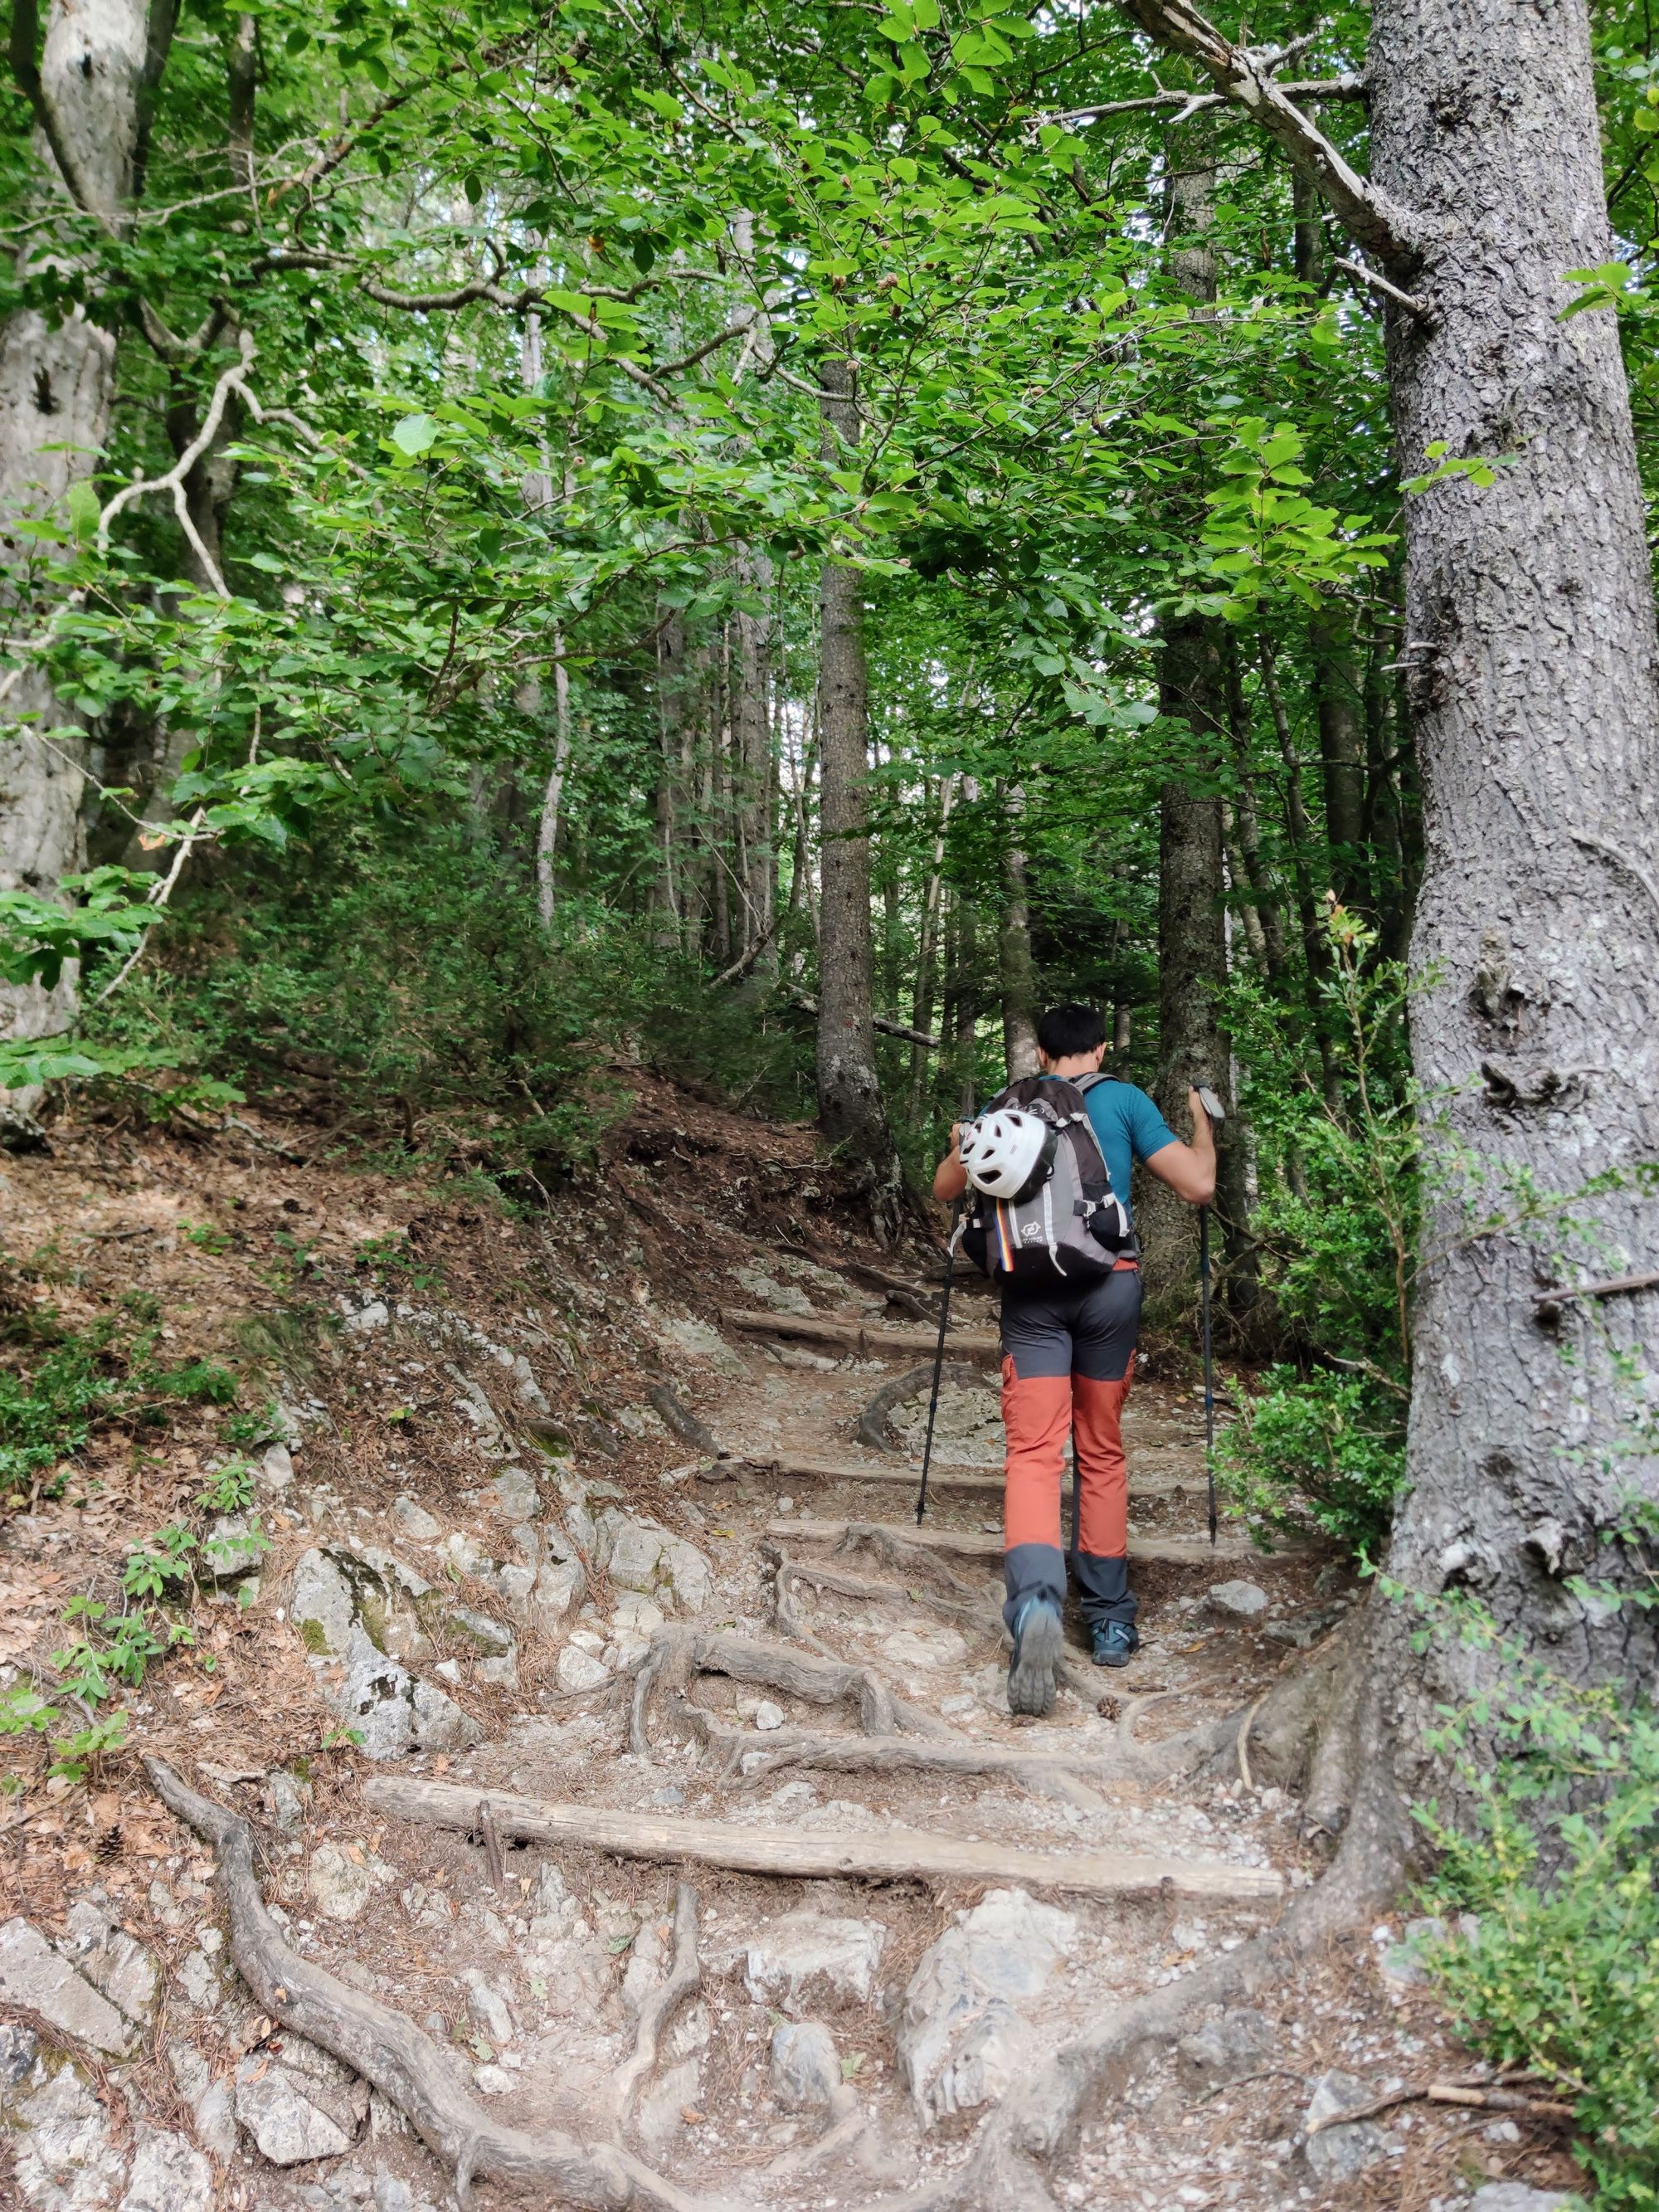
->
<box><xmin>0</xmin><ymin>0</ymin><xmax>174</xmax><ymax>1044</ymax></box>
<box><xmin>1357</xmin><ymin>0</ymin><xmax>1659</xmax><ymax>1818</ymax></box>
<box><xmin>815</xmin><ymin>358</ymin><xmax>904</xmax><ymax>1243</ymax></box>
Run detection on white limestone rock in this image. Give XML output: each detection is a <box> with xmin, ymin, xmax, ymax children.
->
<box><xmin>118</xmin><ymin>2125</ymin><xmax>215</xmax><ymax>2212</ymax></box>
<box><xmin>898</xmin><ymin>1888</ymin><xmax>1077</xmax><ymax>2123</ymax></box>
<box><xmin>1206</xmin><ymin>1579</ymin><xmax>1269</xmax><ymax>1620</ymax></box>
<box><xmin>0</xmin><ymin>1918</ymin><xmax>134</xmax><ymax>2056</ymax></box>
<box><xmin>743</xmin><ymin>1913</ymin><xmax>887</xmax><ymax>2010</ymax></box>
<box><xmin>771</xmin><ymin>2019</ymin><xmax>841</xmax><ymax>2109</ymax></box>
<box><xmin>7</xmin><ymin>2056</ymin><xmax>128</xmax><ymax>2207</ymax></box>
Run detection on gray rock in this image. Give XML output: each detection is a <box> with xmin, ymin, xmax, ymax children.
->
<box><xmin>341</xmin><ymin>1630</ymin><xmax>482</xmax><ymax>1760</ymax></box>
<box><xmin>1176</xmin><ymin>2007</ymin><xmax>1277</xmax><ymax>2087</ymax></box>
<box><xmin>167</xmin><ymin>2037</ymin><xmax>238</xmax><ymax>2159</ymax></box>
<box><xmin>1468</xmin><ymin>2190</ymin><xmax>1576</xmax><ymax>2212</ymax></box>
<box><xmin>200</xmin><ymin>1511</ymin><xmax>265</xmax><ymax>1581</ymax></box>
<box><xmin>269</xmin><ymin>1768</ymin><xmax>309</xmax><ymax>1834</ymax></box>
<box><xmin>557</xmin><ymin>1643</ymin><xmax>610</xmax><ymax>1692</ymax></box>
<box><xmin>0</xmin><ymin>2019</ymin><xmax>39</xmax><ymax>2097</ymax></box>
<box><xmin>744</xmin><ymin>1913</ymin><xmax>888</xmax><ymax>2010</ymax></box>
<box><xmin>899</xmin><ymin>1888</ymin><xmax>1077</xmax><ymax>2123</ymax></box>
<box><xmin>1206</xmin><ymin>1579</ymin><xmax>1268</xmax><ymax>1620</ymax></box>
<box><xmin>732</xmin><ymin>1268</ymin><xmax>815</xmax><ymax>1317</ymax></box>
<box><xmin>463</xmin><ymin>1970</ymin><xmax>516</xmax><ymax>2048</ymax></box>
<box><xmin>0</xmin><ymin>1917</ymin><xmax>134</xmax><ymax>2055</ymax></box>
<box><xmin>173</xmin><ymin>1946</ymin><xmax>225</xmax><ymax>2012</ymax></box>
<box><xmin>1303</xmin><ymin>2068</ymin><xmax>1396</xmax><ymax>2183</ymax></box>
<box><xmin>596</xmin><ymin>1511</ymin><xmax>712</xmax><ymax>1615</ymax></box>
<box><xmin>391</xmin><ymin>1495</ymin><xmax>441</xmax><ymax>1541</ymax></box>
<box><xmin>235</xmin><ymin>2040</ymin><xmax>367</xmax><ymax>2164</ymax></box>
<box><xmin>309</xmin><ymin>1842</ymin><xmax>373</xmax><ymax>1922</ymax></box>
<box><xmin>8</xmin><ymin>2057</ymin><xmax>127</xmax><ymax>2205</ymax></box>
<box><xmin>343</xmin><ymin>1299</ymin><xmax>390</xmax><ymax>1333</ymax></box>
<box><xmin>261</xmin><ymin>1441</ymin><xmax>295</xmax><ymax>1491</ymax></box>
<box><xmin>753</xmin><ymin>1700</ymin><xmax>786</xmax><ymax>1732</ymax></box>
<box><xmin>1266</xmin><ymin>1602</ymin><xmax>1348</xmax><ymax>1650</ymax></box>
<box><xmin>118</xmin><ymin>2125</ymin><xmax>215</xmax><ymax>2212</ymax></box>
<box><xmin>56</xmin><ymin>1898</ymin><xmax>158</xmax><ymax>2024</ymax></box>
<box><xmin>771</xmin><ymin>2020</ymin><xmax>841</xmax><ymax>2109</ymax></box>
<box><xmin>489</xmin><ymin>1467</ymin><xmax>541</xmax><ymax>1521</ymax></box>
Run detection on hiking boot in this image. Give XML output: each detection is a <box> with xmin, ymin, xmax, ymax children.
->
<box><xmin>1007</xmin><ymin>1596</ymin><xmax>1063</xmax><ymax>1716</ymax></box>
<box><xmin>1090</xmin><ymin>1620</ymin><xmax>1141</xmax><ymax>1669</ymax></box>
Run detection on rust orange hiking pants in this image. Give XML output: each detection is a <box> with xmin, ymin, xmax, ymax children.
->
<box><xmin>1000</xmin><ymin>1262</ymin><xmax>1141</xmax><ymax>1631</ymax></box>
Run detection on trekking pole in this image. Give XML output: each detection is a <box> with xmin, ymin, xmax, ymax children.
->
<box><xmin>1196</xmin><ymin>1085</ymin><xmax>1226</xmax><ymax>1547</ymax></box>
<box><xmin>916</xmin><ymin>1084</ymin><xmax>975</xmax><ymax>1526</ymax></box>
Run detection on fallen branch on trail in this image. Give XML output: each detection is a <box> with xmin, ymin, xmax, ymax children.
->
<box><xmin>143</xmin><ymin>1758</ymin><xmax>732</xmax><ymax>2212</ymax></box>
<box><xmin>726</xmin><ymin>1308</ymin><xmax>1001</xmax><ymax>1360</ymax></box>
<box><xmin>615</xmin><ymin>1882</ymin><xmax>702</xmax><ymax>2136</ymax></box>
<box><xmin>362</xmin><ymin>1776</ymin><xmax>1286</xmax><ymax>1903</ymax></box>
<box><xmin>1302</xmin><ymin>2078</ymin><xmax>1576</xmax><ymax>2135</ymax></box>
<box><xmin>771</xmin><ymin>1515</ymin><xmax>1262</xmax><ymax>1566</ymax></box>
<box><xmin>747</xmin><ymin>1453</ymin><xmax>1190</xmax><ymax>1498</ymax></box>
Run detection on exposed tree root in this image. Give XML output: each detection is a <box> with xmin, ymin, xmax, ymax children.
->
<box><xmin>615</xmin><ymin>1881</ymin><xmax>701</xmax><ymax>2136</ymax></box>
<box><xmin>144</xmin><ymin>1758</ymin><xmax>736</xmax><ymax>2212</ymax></box>
<box><xmin>768</xmin><ymin>1548</ymin><xmax>996</xmax><ymax>1647</ymax></box>
<box><xmin>625</xmin><ymin>1625</ymin><xmax>949</xmax><ymax>1759</ymax></box>
<box><xmin>717</xmin><ymin>1724</ymin><xmax>1111</xmax><ymax>1809</ymax></box>
<box><xmin>765</xmin><ymin>2086</ymin><xmax>868</xmax><ymax>2176</ymax></box>
<box><xmin>856</xmin><ymin>1361</ymin><xmax>987</xmax><ymax>1453</ymax></box>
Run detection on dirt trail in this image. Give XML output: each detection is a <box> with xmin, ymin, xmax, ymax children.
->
<box><xmin>0</xmin><ymin>1081</ymin><xmax>1584</xmax><ymax>2211</ymax></box>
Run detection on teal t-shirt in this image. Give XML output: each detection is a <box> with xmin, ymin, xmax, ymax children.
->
<box><xmin>1039</xmin><ymin>1074</ymin><xmax>1177</xmax><ymax>1222</ymax></box>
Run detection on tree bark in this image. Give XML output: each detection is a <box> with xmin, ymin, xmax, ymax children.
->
<box><xmin>815</xmin><ymin>357</ymin><xmax>903</xmax><ymax>1242</ymax></box>
<box><xmin>0</xmin><ymin>0</ymin><xmax>178</xmax><ymax>1046</ymax></box>
<box><xmin>1310</xmin><ymin>599</ymin><xmax>1368</xmax><ymax>911</ymax></box>
<box><xmin>1359</xmin><ymin>0</ymin><xmax>1659</xmax><ymax>1811</ymax></box>
<box><xmin>997</xmin><ymin>780</ymin><xmax>1039</xmax><ymax>1080</ymax></box>
<box><xmin>1141</xmin><ymin>130</ymin><xmax>1238</xmax><ymax>1313</ymax></box>
<box><xmin>908</xmin><ymin>773</ymin><xmax>955</xmax><ymax>1115</ymax></box>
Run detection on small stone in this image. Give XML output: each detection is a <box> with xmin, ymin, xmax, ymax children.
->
<box><xmin>269</xmin><ymin>1770</ymin><xmax>308</xmax><ymax>1834</ymax></box>
<box><xmin>463</xmin><ymin>1970</ymin><xmax>516</xmax><ymax>2047</ymax></box>
<box><xmin>1468</xmin><ymin>2190</ymin><xmax>1576</xmax><ymax>2212</ymax></box>
<box><xmin>0</xmin><ymin>1917</ymin><xmax>134</xmax><ymax>2054</ymax></box>
<box><xmin>0</xmin><ymin>2019</ymin><xmax>38</xmax><ymax>2095</ymax></box>
<box><xmin>309</xmin><ymin>1842</ymin><xmax>374</xmax><ymax>1922</ymax></box>
<box><xmin>473</xmin><ymin>2063</ymin><xmax>515</xmax><ymax>2095</ymax></box>
<box><xmin>261</xmin><ymin>1441</ymin><xmax>295</xmax><ymax>1491</ymax></box>
<box><xmin>392</xmin><ymin>1495</ymin><xmax>441</xmax><ymax>1540</ymax></box>
<box><xmin>1206</xmin><ymin>1579</ymin><xmax>1268</xmax><ymax>1620</ymax></box>
<box><xmin>9</xmin><ymin>2061</ymin><xmax>126</xmax><ymax>2203</ymax></box>
<box><xmin>343</xmin><ymin>1299</ymin><xmax>390</xmax><ymax>1333</ymax></box>
<box><xmin>118</xmin><ymin>2125</ymin><xmax>215</xmax><ymax>2212</ymax></box>
<box><xmin>1176</xmin><ymin>2008</ymin><xmax>1276</xmax><ymax>2087</ymax></box>
<box><xmin>776</xmin><ymin>1495</ymin><xmax>795</xmax><ymax>1514</ymax></box>
<box><xmin>753</xmin><ymin>1700</ymin><xmax>786</xmax><ymax>1732</ymax></box>
<box><xmin>557</xmin><ymin>1644</ymin><xmax>610</xmax><ymax>1693</ymax></box>
<box><xmin>1303</xmin><ymin>2069</ymin><xmax>1395</xmax><ymax>2184</ymax></box>
<box><xmin>771</xmin><ymin>2020</ymin><xmax>840</xmax><ymax>2109</ymax></box>
<box><xmin>744</xmin><ymin>1912</ymin><xmax>888</xmax><ymax>2010</ymax></box>
<box><xmin>168</xmin><ymin>2036</ymin><xmax>238</xmax><ymax>2157</ymax></box>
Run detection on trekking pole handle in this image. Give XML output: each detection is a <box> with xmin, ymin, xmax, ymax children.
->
<box><xmin>1196</xmin><ymin>1085</ymin><xmax>1225</xmax><ymax>1125</ymax></box>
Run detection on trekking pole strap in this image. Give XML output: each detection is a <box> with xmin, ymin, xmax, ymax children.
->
<box><xmin>915</xmin><ymin>1213</ymin><xmax>960</xmax><ymax>1525</ymax></box>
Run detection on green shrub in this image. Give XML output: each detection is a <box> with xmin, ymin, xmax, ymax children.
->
<box><xmin>1219</xmin><ymin>909</ymin><xmax>1417</xmax><ymax>1553</ymax></box>
<box><xmin>1218</xmin><ymin>1367</ymin><xmax>1405</xmax><ymax>1552</ymax></box>
<box><xmin>1413</xmin><ymin>1552</ymin><xmax>1659</xmax><ymax>2208</ymax></box>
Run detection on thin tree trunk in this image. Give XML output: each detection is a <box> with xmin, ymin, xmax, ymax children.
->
<box><xmin>650</xmin><ymin>617</ymin><xmax>688</xmax><ymax>949</ymax></box>
<box><xmin>0</xmin><ymin>0</ymin><xmax>178</xmax><ymax>1046</ymax></box>
<box><xmin>1109</xmin><ymin>914</ymin><xmax>1133</xmax><ymax>1071</ymax></box>
<box><xmin>997</xmin><ymin>781</ymin><xmax>1040</xmax><ymax>1080</ymax></box>
<box><xmin>908</xmin><ymin>773</ymin><xmax>956</xmax><ymax>1114</ymax></box>
<box><xmin>1223</xmin><ymin>635</ymin><xmax>1287</xmax><ymax>982</ymax></box>
<box><xmin>1260</xmin><ymin>644</ymin><xmax>1341</xmax><ymax>1107</ymax></box>
<box><xmin>1310</xmin><ymin>599</ymin><xmax>1368</xmax><ymax>912</ymax></box>
<box><xmin>1141</xmin><ymin>133</ymin><xmax>1237</xmax><ymax>1312</ymax></box>
<box><xmin>815</xmin><ymin>355</ymin><xmax>903</xmax><ymax>1241</ymax></box>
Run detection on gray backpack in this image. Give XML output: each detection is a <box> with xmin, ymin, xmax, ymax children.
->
<box><xmin>958</xmin><ymin>1074</ymin><xmax>1132</xmax><ymax>1281</ymax></box>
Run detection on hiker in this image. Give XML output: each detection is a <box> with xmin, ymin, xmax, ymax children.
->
<box><xmin>932</xmin><ymin>1003</ymin><xmax>1216</xmax><ymax>1714</ymax></box>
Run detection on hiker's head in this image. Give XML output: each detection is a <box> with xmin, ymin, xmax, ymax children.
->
<box><xmin>1035</xmin><ymin>1003</ymin><xmax>1107</xmax><ymax>1074</ymax></box>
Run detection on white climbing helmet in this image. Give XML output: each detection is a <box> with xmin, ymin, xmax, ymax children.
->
<box><xmin>960</xmin><ymin>1108</ymin><xmax>1053</xmax><ymax>1200</ymax></box>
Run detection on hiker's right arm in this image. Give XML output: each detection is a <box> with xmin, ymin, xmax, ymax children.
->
<box><xmin>933</xmin><ymin>1125</ymin><xmax>969</xmax><ymax>1202</ymax></box>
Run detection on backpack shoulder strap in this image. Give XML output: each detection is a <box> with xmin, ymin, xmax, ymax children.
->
<box><xmin>1074</xmin><ymin>1071</ymin><xmax>1117</xmax><ymax>1093</ymax></box>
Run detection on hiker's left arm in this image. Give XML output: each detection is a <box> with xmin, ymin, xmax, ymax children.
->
<box><xmin>933</xmin><ymin>1126</ymin><xmax>969</xmax><ymax>1202</ymax></box>
<box><xmin>1143</xmin><ymin>1089</ymin><xmax>1217</xmax><ymax>1206</ymax></box>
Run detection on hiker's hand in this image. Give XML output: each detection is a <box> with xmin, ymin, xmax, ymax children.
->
<box><xmin>948</xmin><ymin>1122</ymin><xmax>966</xmax><ymax>1152</ymax></box>
<box><xmin>1187</xmin><ymin>1086</ymin><xmax>1208</xmax><ymax>1130</ymax></box>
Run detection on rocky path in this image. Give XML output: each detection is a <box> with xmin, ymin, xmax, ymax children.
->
<box><xmin>0</xmin><ymin>1113</ymin><xmax>1579</xmax><ymax>2212</ymax></box>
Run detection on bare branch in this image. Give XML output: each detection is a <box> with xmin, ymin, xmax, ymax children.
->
<box><xmin>1117</xmin><ymin>0</ymin><xmax>1420</xmax><ymax>273</ymax></box>
<box><xmin>98</xmin><ymin>330</ymin><xmax>256</xmax><ymax>595</ymax></box>
<box><xmin>1332</xmin><ymin>255</ymin><xmax>1431</xmax><ymax>320</ymax></box>
<box><xmin>1037</xmin><ymin>75</ymin><xmax>1365</xmax><ymax>128</ymax></box>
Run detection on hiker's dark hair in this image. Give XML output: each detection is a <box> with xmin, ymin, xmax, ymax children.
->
<box><xmin>1036</xmin><ymin>1003</ymin><xmax>1107</xmax><ymax>1060</ymax></box>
